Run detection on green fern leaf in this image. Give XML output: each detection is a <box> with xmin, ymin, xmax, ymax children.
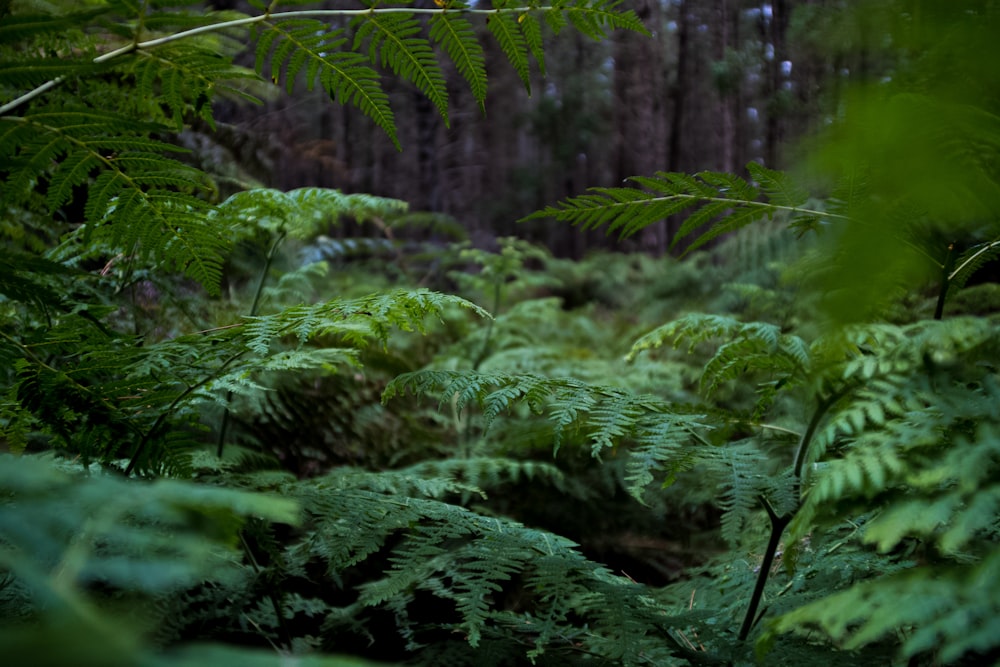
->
<box><xmin>0</xmin><ymin>58</ymin><xmax>104</xmax><ymax>90</ymax></box>
<box><xmin>529</xmin><ymin>164</ymin><xmax>839</xmax><ymax>251</ymax></box>
<box><xmin>353</xmin><ymin>12</ymin><xmax>449</xmax><ymax>124</ymax></box>
<box><xmin>125</xmin><ymin>47</ymin><xmax>261</xmax><ymax>127</ymax></box>
<box><xmin>256</xmin><ymin>19</ymin><xmax>397</xmax><ymax>149</ymax></box>
<box><xmin>487</xmin><ymin>9</ymin><xmax>531</xmax><ymax>92</ymax></box>
<box><xmin>747</xmin><ymin>162</ymin><xmax>808</xmax><ymax>208</ymax></box>
<box><xmin>564</xmin><ymin>0</ymin><xmax>650</xmax><ymax>40</ymax></box>
<box><xmin>518</xmin><ymin>11</ymin><xmax>546</xmax><ymax>76</ymax></box>
<box><xmin>766</xmin><ymin>549</ymin><xmax>1000</xmax><ymax>664</ymax></box>
<box><xmin>429</xmin><ymin>12</ymin><xmax>487</xmax><ymax>111</ymax></box>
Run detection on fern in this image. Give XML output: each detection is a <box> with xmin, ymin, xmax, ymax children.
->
<box><xmin>352</xmin><ymin>11</ymin><xmax>449</xmax><ymax>124</ymax></box>
<box><xmin>525</xmin><ymin>163</ymin><xmax>836</xmax><ymax>254</ymax></box>
<box><xmin>487</xmin><ymin>9</ymin><xmax>532</xmax><ymax>92</ymax></box>
<box><xmin>428</xmin><ymin>11</ymin><xmax>487</xmax><ymax>110</ymax></box>
<box><xmin>256</xmin><ymin>18</ymin><xmax>398</xmax><ymax>148</ymax></box>
<box><xmin>383</xmin><ymin>369</ymin><xmax>695</xmax><ymax>458</ymax></box>
<box><xmin>948</xmin><ymin>238</ymin><xmax>1000</xmax><ymax>292</ymax></box>
<box><xmin>767</xmin><ymin>549</ymin><xmax>1000</xmax><ymax>664</ymax></box>
<box><xmin>627</xmin><ymin>313</ymin><xmax>811</xmax><ymax>413</ymax></box>
<box><xmin>1</xmin><ymin>110</ymin><xmax>228</xmax><ymax>291</ymax></box>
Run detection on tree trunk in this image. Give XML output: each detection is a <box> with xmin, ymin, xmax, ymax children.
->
<box><xmin>613</xmin><ymin>0</ymin><xmax>667</xmax><ymax>253</ymax></box>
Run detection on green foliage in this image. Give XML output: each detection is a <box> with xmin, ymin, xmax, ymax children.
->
<box><xmin>525</xmin><ymin>163</ymin><xmax>831</xmax><ymax>254</ymax></box>
<box><xmin>3</xmin><ymin>1</ymin><xmax>1000</xmax><ymax>666</ymax></box>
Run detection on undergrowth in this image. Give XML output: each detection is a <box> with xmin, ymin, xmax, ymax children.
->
<box><xmin>2</xmin><ymin>1</ymin><xmax>999</xmax><ymax>666</ymax></box>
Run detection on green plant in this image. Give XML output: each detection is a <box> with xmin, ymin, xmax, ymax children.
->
<box><xmin>3</xmin><ymin>1</ymin><xmax>1000</xmax><ymax>666</ymax></box>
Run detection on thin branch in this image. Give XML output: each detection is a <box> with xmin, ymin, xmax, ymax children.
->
<box><xmin>746</xmin><ymin>421</ymin><xmax>803</xmax><ymax>439</ymax></box>
<box><xmin>737</xmin><ymin>386</ymin><xmax>853</xmax><ymax>642</ymax></box>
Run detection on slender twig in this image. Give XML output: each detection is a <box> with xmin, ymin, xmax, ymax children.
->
<box><xmin>738</xmin><ymin>497</ymin><xmax>790</xmax><ymax>641</ymax></box>
<box><xmin>239</xmin><ymin>531</ymin><xmax>293</xmax><ymax>652</ymax></box>
<box><xmin>471</xmin><ymin>279</ymin><xmax>501</xmax><ymax>371</ymax></box>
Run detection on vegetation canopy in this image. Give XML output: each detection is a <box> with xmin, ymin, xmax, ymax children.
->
<box><xmin>1</xmin><ymin>1</ymin><xmax>999</xmax><ymax>666</ymax></box>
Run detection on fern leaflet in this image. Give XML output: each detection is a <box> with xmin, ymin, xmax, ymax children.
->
<box><xmin>256</xmin><ymin>18</ymin><xmax>398</xmax><ymax>149</ymax></box>
<box><xmin>352</xmin><ymin>11</ymin><xmax>450</xmax><ymax>124</ymax></box>
<box><xmin>526</xmin><ymin>163</ymin><xmax>837</xmax><ymax>253</ymax></box>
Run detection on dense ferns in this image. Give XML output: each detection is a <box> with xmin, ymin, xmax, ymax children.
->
<box><xmin>2</xmin><ymin>1</ymin><xmax>1000</xmax><ymax>666</ymax></box>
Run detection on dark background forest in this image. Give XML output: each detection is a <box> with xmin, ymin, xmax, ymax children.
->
<box><xmin>202</xmin><ymin>0</ymin><xmax>866</xmax><ymax>254</ymax></box>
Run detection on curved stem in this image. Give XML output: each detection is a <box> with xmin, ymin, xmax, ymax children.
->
<box><xmin>216</xmin><ymin>231</ymin><xmax>286</xmax><ymax>458</ymax></box>
<box><xmin>738</xmin><ymin>497</ymin><xmax>790</xmax><ymax>641</ymax></box>
<box><xmin>949</xmin><ymin>238</ymin><xmax>1000</xmax><ymax>282</ymax></box>
<box><xmin>934</xmin><ymin>242</ymin><xmax>957</xmax><ymax>321</ymax></box>
<box><xmin>125</xmin><ymin>348</ymin><xmax>248</xmax><ymax>475</ymax></box>
<box><xmin>738</xmin><ymin>385</ymin><xmax>851</xmax><ymax>641</ymax></box>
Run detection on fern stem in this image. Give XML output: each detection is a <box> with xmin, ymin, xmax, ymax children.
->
<box><xmin>792</xmin><ymin>388</ymin><xmax>850</xmax><ymax>481</ymax></box>
<box><xmin>471</xmin><ymin>279</ymin><xmax>501</xmax><ymax>371</ymax></box>
<box><xmin>948</xmin><ymin>239</ymin><xmax>1000</xmax><ymax>282</ymax></box>
<box><xmin>0</xmin><ymin>78</ymin><xmax>69</xmax><ymax>116</ymax></box>
<box><xmin>738</xmin><ymin>387</ymin><xmax>851</xmax><ymax>641</ymax></box>
<box><xmin>747</xmin><ymin>422</ymin><xmax>803</xmax><ymax>439</ymax></box>
<box><xmin>239</xmin><ymin>530</ymin><xmax>293</xmax><ymax>651</ymax></box>
<box><xmin>126</xmin><ymin>349</ymin><xmax>248</xmax><ymax>475</ymax></box>
<box><xmin>934</xmin><ymin>242</ymin><xmax>957</xmax><ymax>321</ymax></box>
<box><xmin>738</xmin><ymin>496</ymin><xmax>789</xmax><ymax>641</ymax></box>
<box><xmin>216</xmin><ymin>231</ymin><xmax>286</xmax><ymax>459</ymax></box>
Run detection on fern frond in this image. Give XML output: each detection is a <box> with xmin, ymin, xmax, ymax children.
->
<box><xmin>746</xmin><ymin>162</ymin><xmax>808</xmax><ymax>208</ymax></box>
<box><xmin>624</xmin><ymin>411</ymin><xmax>710</xmax><ymax>502</ymax></box>
<box><xmin>563</xmin><ymin>0</ymin><xmax>650</xmax><ymax>40</ymax></box>
<box><xmin>384</xmin><ymin>369</ymin><xmax>708</xmax><ymax>461</ymax></box>
<box><xmin>0</xmin><ymin>58</ymin><xmax>106</xmax><ymax>90</ymax></box>
<box><xmin>627</xmin><ymin>313</ymin><xmax>810</xmax><ymax>397</ymax></box>
<box><xmin>124</xmin><ymin>46</ymin><xmax>261</xmax><ymax>127</ymax></box>
<box><xmin>428</xmin><ymin>12</ymin><xmax>487</xmax><ymax>110</ymax></box>
<box><xmin>518</xmin><ymin>11</ymin><xmax>546</xmax><ymax>76</ymax></box>
<box><xmin>216</xmin><ymin>187</ymin><xmax>408</xmax><ymax>240</ymax></box>
<box><xmin>0</xmin><ymin>7</ymin><xmax>111</xmax><ymax>46</ymax></box>
<box><xmin>256</xmin><ymin>18</ymin><xmax>397</xmax><ymax>149</ymax></box>
<box><xmin>767</xmin><ymin>548</ymin><xmax>1000</xmax><ymax>665</ymax></box>
<box><xmin>948</xmin><ymin>238</ymin><xmax>1000</xmax><ymax>292</ymax></box>
<box><xmin>240</xmin><ymin>289</ymin><xmax>488</xmax><ymax>355</ymax></box>
<box><xmin>487</xmin><ymin>9</ymin><xmax>531</xmax><ymax>92</ymax></box>
<box><xmin>0</xmin><ymin>453</ymin><xmax>298</xmax><ymax>590</ymax></box>
<box><xmin>1</xmin><ymin>110</ymin><xmax>230</xmax><ymax>291</ymax></box>
<box><xmin>352</xmin><ymin>11</ymin><xmax>449</xmax><ymax>124</ymax></box>
<box><xmin>525</xmin><ymin>164</ymin><xmax>831</xmax><ymax>253</ymax></box>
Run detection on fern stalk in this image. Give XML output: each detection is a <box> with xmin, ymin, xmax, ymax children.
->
<box><xmin>934</xmin><ymin>242</ymin><xmax>957</xmax><ymax>321</ymax></box>
<box><xmin>739</xmin><ymin>387</ymin><xmax>850</xmax><ymax>642</ymax></box>
<box><xmin>126</xmin><ymin>347</ymin><xmax>249</xmax><ymax>475</ymax></box>
<box><xmin>948</xmin><ymin>239</ymin><xmax>1000</xmax><ymax>282</ymax></box>
<box><xmin>216</xmin><ymin>230</ymin><xmax>287</xmax><ymax>459</ymax></box>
